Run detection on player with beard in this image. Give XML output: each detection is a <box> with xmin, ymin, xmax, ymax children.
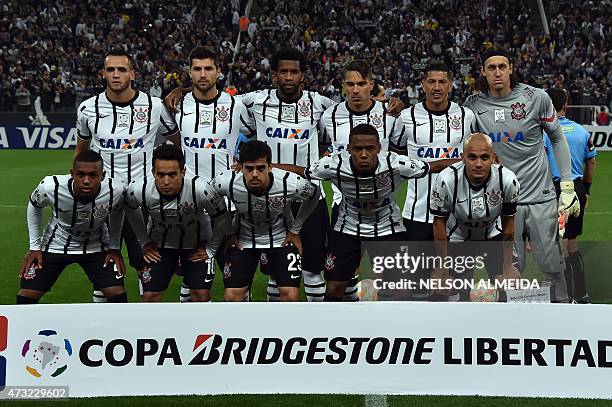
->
<box><xmin>18</xmin><ymin>151</ymin><xmax>127</xmax><ymax>304</ymax></box>
<box><xmin>75</xmin><ymin>48</ymin><xmax>178</xmax><ymax>303</ymax></box>
<box><xmin>162</xmin><ymin>47</ymin><xmax>253</xmax><ymax>302</ymax></box>
<box><xmin>208</xmin><ymin>141</ymin><xmax>320</xmax><ymax>302</ymax></box>
<box><xmin>464</xmin><ymin>49</ymin><xmax>580</xmax><ymax>302</ymax></box>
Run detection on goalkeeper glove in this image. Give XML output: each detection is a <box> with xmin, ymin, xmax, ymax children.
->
<box><xmin>559</xmin><ymin>181</ymin><xmax>580</xmax><ymax>218</ymax></box>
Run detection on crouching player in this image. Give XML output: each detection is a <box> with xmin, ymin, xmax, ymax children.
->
<box><xmin>275</xmin><ymin>124</ymin><xmax>457</xmax><ymax>301</ymax></box>
<box><xmin>18</xmin><ymin>151</ymin><xmax>127</xmax><ymax>304</ymax></box>
<box><xmin>208</xmin><ymin>140</ymin><xmax>320</xmax><ymax>302</ymax></box>
<box><xmin>429</xmin><ymin>133</ymin><xmax>521</xmax><ymax>301</ymax></box>
<box><xmin>124</xmin><ymin>144</ymin><xmax>231</xmax><ymax>302</ymax></box>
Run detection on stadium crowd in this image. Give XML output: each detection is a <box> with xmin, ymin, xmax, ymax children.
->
<box><xmin>0</xmin><ymin>0</ymin><xmax>610</xmax><ymax>112</ymax></box>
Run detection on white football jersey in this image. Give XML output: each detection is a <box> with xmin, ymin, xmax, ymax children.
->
<box><xmin>28</xmin><ymin>175</ymin><xmax>125</xmax><ymax>254</ymax></box>
<box><xmin>390</xmin><ymin>102</ymin><xmax>475</xmax><ymax>223</ymax></box>
<box><xmin>170</xmin><ymin>91</ymin><xmax>254</xmax><ymax>180</ymax></box>
<box><xmin>430</xmin><ymin>162</ymin><xmax>520</xmax><ymax>241</ymax></box>
<box><xmin>241</xmin><ymin>89</ymin><xmax>333</xmax><ymax>167</ymax></box>
<box><xmin>319</xmin><ymin>99</ymin><xmax>398</xmax><ymax>205</ymax></box>
<box><xmin>77</xmin><ymin>91</ymin><xmax>177</xmax><ymax>184</ymax></box>
<box><xmin>305</xmin><ymin>151</ymin><xmax>429</xmax><ymax>237</ymax></box>
<box><xmin>209</xmin><ymin>168</ymin><xmax>319</xmax><ymax>248</ymax></box>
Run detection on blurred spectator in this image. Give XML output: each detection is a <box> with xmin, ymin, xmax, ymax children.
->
<box><xmin>15</xmin><ymin>82</ymin><xmax>31</xmax><ymax>112</ymax></box>
<box><xmin>0</xmin><ymin>0</ymin><xmax>609</xmax><ymax>113</ymax></box>
<box><xmin>596</xmin><ymin>107</ymin><xmax>610</xmax><ymax>125</ymax></box>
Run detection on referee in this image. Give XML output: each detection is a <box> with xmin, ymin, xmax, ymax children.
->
<box><xmin>545</xmin><ymin>88</ymin><xmax>597</xmax><ymax>303</ymax></box>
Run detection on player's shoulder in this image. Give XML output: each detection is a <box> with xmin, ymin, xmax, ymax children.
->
<box><xmin>77</xmin><ymin>96</ymin><xmax>99</xmax><ymax>115</ymax></box>
<box><xmin>440</xmin><ymin>161</ymin><xmax>464</xmax><ymax>180</ymax></box>
<box><xmin>37</xmin><ymin>174</ymin><xmax>60</xmax><ymax>192</ymax></box>
<box><xmin>496</xmin><ymin>163</ymin><xmax>518</xmax><ymax>180</ymax></box>
<box><xmin>515</xmin><ymin>83</ymin><xmax>544</xmax><ymax>101</ymax></box>
<box><xmin>125</xmin><ymin>178</ymin><xmax>145</xmax><ymax>194</ymax></box>
<box><xmin>213</xmin><ymin>169</ymin><xmax>238</xmax><ymax>185</ymax></box>
<box><xmin>463</xmin><ymin>92</ymin><xmax>482</xmax><ymax>107</ymax></box>
<box><xmin>106</xmin><ymin>176</ymin><xmax>127</xmax><ymax>192</ymax></box>
<box><xmin>452</xmin><ymin>101</ymin><xmax>475</xmax><ymax>118</ymax></box>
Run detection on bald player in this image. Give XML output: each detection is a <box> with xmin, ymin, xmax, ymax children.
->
<box><xmin>464</xmin><ymin>49</ymin><xmax>580</xmax><ymax>302</ymax></box>
<box><xmin>430</xmin><ymin>133</ymin><xmax>521</xmax><ymax>300</ymax></box>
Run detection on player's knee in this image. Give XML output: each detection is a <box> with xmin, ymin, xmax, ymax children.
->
<box><xmin>101</xmin><ymin>286</ymin><xmax>126</xmax><ymax>299</ymax></box>
<box><xmin>143</xmin><ymin>292</ymin><xmax>163</xmax><ymax>302</ymax></box>
<box><xmin>325</xmin><ymin>281</ymin><xmax>346</xmax><ymax>299</ymax></box>
<box><xmin>224</xmin><ymin>288</ymin><xmax>247</xmax><ymax>302</ymax></box>
<box><xmin>279</xmin><ymin>287</ymin><xmax>300</xmax><ymax>302</ymax></box>
<box><xmin>190</xmin><ymin>289</ymin><xmax>210</xmax><ymax>302</ymax></box>
<box><xmin>17</xmin><ymin>289</ymin><xmax>44</xmax><ymax>301</ymax></box>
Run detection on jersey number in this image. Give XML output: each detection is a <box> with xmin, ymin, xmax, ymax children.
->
<box><xmin>287</xmin><ymin>252</ymin><xmax>302</xmax><ymax>272</ymax></box>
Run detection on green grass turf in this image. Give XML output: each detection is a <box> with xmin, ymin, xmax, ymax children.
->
<box><xmin>1</xmin><ymin>150</ymin><xmax>611</xmax><ymax>405</ymax></box>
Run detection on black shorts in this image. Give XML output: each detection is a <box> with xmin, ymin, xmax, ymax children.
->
<box><xmin>20</xmin><ymin>252</ymin><xmax>124</xmax><ymax>292</ymax></box>
<box><xmin>565</xmin><ymin>180</ymin><xmax>587</xmax><ymax>239</ymax></box>
<box><xmin>223</xmin><ymin>245</ymin><xmax>302</xmax><ymax>288</ymax></box>
<box><xmin>324</xmin><ymin>227</ymin><xmax>409</xmax><ymax>282</ymax></box>
<box><xmin>402</xmin><ymin>219</ymin><xmax>435</xmax><ymax>277</ymax></box>
<box><xmin>141</xmin><ymin>248</ymin><xmax>215</xmax><ymax>292</ymax></box>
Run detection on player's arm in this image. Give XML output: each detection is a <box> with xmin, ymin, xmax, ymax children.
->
<box><xmin>583</xmin><ymin>132</ymin><xmax>597</xmax><ymax>204</ymax></box>
<box><xmin>499</xmin><ymin>171</ymin><xmax>520</xmax><ymax>278</ymax></box>
<box><xmin>285</xmin><ymin>177</ymin><xmax>320</xmax><ymax>255</ymax></box>
<box><xmin>272</xmin><ymin>163</ymin><xmax>307</xmax><ymax>178</ymax></box>
<box><xmin>160</xmin><ymin>103</ymin><xmax>179</xmax><ymax>140</ymax></box>
<box><xmin>540</xmin><ymin>92</ymin><xmax>579</xmax><ymax>216</ymax></box>
<box><xmin>200</xmin><ymin>179</ymin><xmax>232</xmax><ymax>257</ymax></box>
<box><xmin>74</xmin><ymin>104</ymin><xmax>92</xmax><ymax>158</ymax></box>
<box><xmin>389</xmin><ymin>110</ymin><xmax>409</xmax><ymax>154</ymax></box>
<box><xmin>123</xmin><ymin>186</ymin><xmax>152</xmax><ymax>249</ymax></box>
<box><xmin>164</xmin><ymin>86</ymin><xmax>192</xmax><ymax>112</ymax></box>
<box><xmin>105</xmin><ymin>181</ymin><xmax>127</xmax><ymax>276</ymax></box>
<box><xmin>318</xmin><ymin>110</ymin><xmax>333</xmax><ymax>157</ymax></box>
<box><xmin>22</xmin><ymin>179</ymin><xmax>50</xmax><ymax>276</ymax></box>
<box><xmin>429</xmin><ymin>174</ymin><xmax>452</xmax><ymax>295</ymax></box>
<box><xmin>428</xmin><ymin>159</ymin><xmax>460</xmax><ymax>173</ymax></box>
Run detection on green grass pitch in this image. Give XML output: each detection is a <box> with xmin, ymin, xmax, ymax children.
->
<box><xmin>1</xmin><ymin>150</ymin><xmax>611</xmax><ymax>405</ymax></box>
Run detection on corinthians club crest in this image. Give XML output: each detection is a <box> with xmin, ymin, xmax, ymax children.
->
<box><xmin>510</xmin><ymin>102</ymin><xmax>527</xmax><ymax>120</ymax></box>
<box><xmin>216</xmin><ymin>106</ymin><xmax>230</xmax><ymax>121</ymax></box>
<box><xmin>133</xmin><ymin>106</ymin><xmax>149</xmax><ymax>123</ymax></box>
<box><xmin>297</xmin><ymin>100</ymin><xmax>311</xmax><ymax>117</ymax></box>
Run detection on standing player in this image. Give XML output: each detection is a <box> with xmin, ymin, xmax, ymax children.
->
<box><xmin>390</xmin><ymin>61</ymin><xmax>475</xmax><ymax>299</ymax></box>
<box><xmin>430</xmin><ymin>133</ymin><xmax>521</xmax><ymax>300</ymax></box>
<box><xmin>275</xmin><ymin>124</ymin><xmax>456</xmax><ymax>300</ymax></box>
<box><xmin>544</xmin><ymin>88</ymin><xmax>597</xmax><ymax>303</ymax></box>
<box><xmin>464</xmin><ymin>49</ymin><xmax>580</xmax><ymax>302</ymax></box>
<box><xmin>208</xmin><ymin>141</ymin><xmax>320</xmax><ymax>302</ymax></box>
<box><xmin>18</xmin><ymin>151</ymin><xmax>127</xmax><ymax>304</ymax></box>
<box><xmin>319</xmin><ymin>60</ymin><xmax>400</xmax><ymax>301</ymax></box>
<box><xmin>164</xmin><ymin>47</ymin><xmax>253</xmax><ymax>302</ymax></box>
<box><xmin>74</xmin><ymin>49</ymin><xmax>178</xmax><ymax>302</ymax></box>
<box><xmin>124</xmin><ymin>145</ymin><xmax>230</xmax><ymax>302</ymax></box>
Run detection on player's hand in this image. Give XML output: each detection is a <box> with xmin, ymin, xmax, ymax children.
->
<box><xmin>429</xmin><ymin>267</ymin><xmax>452</xmax><ymax>296</ymax></box>
<box><xmin>20</xmin><ymin>250</ymin><xmax>43</xmax><ymax>278</ymax></box>
<box><xmin>142</xmin><ymin>241</ymin><xmax>162</xmax><ymax>263</ymax></box>
<box><xmin>387</xmin><ymin>97</ymin><xmax>405</xmax><ymax>117</ymax></box>
<box><xmin>282</xmin><ymin>232</ymin><xmax>303</xmax><ymax>255</ymax></box>
<box><xmin>557</xmin><ymin>209</ymin><xmax>566</xmax><ymax>239</ymax></box>
<box><xmin>560</xmin><ymin>181</ymin><xmax>580</xmax><ymax>218</ymax></box>
<box><xmin>223</xmin><ymin>234</ymin><xmax>242</xmax><ymax>254</ymax></box>
<box><xmin>497</xmin><ymin>264</ymin><xmax>522</xmax><ymax>286</ymax></box>
<box><xmin>104</xmin><ymin>249</ymin><xmax>126</xmax><ymax>277</ymax></box>
<box><xmin>231</xmin><ymin>161</ymin><xmax>240</xmax><ymax>172</ymax></box>
<box><xmin>164</xmin><ymin>87</ymin><xmax>186</xmax><ymax>112</ymax></box>
<box><xmin>187</xmin><ymin>247</ymin><xmax>209</xmax><ymax>262</ymax></box>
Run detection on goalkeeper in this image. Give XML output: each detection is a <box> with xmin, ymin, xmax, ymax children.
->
<box><xmin>464</xmin><ymin>49</ymin><xmax>580</xmax><ymax>302</ymax></box>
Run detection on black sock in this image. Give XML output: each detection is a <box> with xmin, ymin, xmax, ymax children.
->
<box><xmin>564</xmin><ymin>257</ymin><xmax>574</xmax><ymax>302</ymax></box>
<box><xmin>107</xmin><ymin>292</ymin><xmax>128</xmax><ymax>303</ymax></box>
<box><xmin>569</xmin><ymin>251</ymin><xmax>588</xmax><ymax>301</ymax></box>
<box><xmin>17</xmin><ymin>295</ymin><xmax>39</xmax><ymax>304</ymax></box>
<box><xmin>323</xmin><ymin>295</ymin><xmax>342</xmax><ymax>302</ymax></box>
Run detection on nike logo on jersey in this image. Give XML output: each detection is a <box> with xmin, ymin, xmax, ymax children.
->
<box><xmin>184</xmin><ymin>112</ymin><xmax>194</xmax><ymax>116</ymax></box>
<box><xmin>458</xmin><ymin>198</ymin><xmax>468</xmax><ymax>203</ymax></box>
<box><xmin>98</xmin><ymin>114</ymin><xmax>110</xmax><ymax>118</ymax></box>
<box><xmin>336</xmin><ymin>121</ymin><xmax>348</xmax><ymax>126</ymax></box>
<box><xmin>477</xmin><ymin>111</ymin><xmax>488</xmax><ymax>115</ymax></box>
<box><xmin>415</xmin><ymin>122</ymin><xmax>427</xmax><ymax>126</ymax></box>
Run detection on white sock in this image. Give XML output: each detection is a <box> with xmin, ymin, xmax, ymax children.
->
<box><xmin>303</xmin><ymin>270</ymin><xmax>325</xmax><ymax>302</ymax></box>
<box><xmin>343</xmin><ymin>274</ymin><xmax>359</xmax><ymax>302</ymax></box>
<box><xmin>92</xmin><ymin>290</ymin><xmax>107</xmax><ymax>303</ymax></box>
<box><xmin>243</xmin><ymin>289</ymin><xmax>251</xmax><ymax>302</ymax></box>
<box><xmin>180</xmin><ymin>281</ymin><xmax>192</xmax><ymax>303</ymax></box>
<box><xmin>267</xmin><ymin>277</ymin><xmax>280</xmax><ymax>302</ymax></box>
